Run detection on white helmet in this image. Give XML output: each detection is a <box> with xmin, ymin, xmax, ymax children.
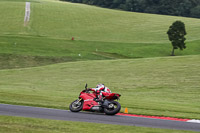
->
<box><xmin>96</xmin><ymin>83</ymin><xmax>104</xmax><ymax>88</ymax></box>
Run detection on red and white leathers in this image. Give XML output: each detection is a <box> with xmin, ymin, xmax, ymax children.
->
<box><xmin>89</xmin><ymin>84</ymin><xmax>111</xmax><ymax>101</ymax></box>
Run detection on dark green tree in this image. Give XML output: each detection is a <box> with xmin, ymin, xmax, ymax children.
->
<box><xmin>190</xmin><ymin>5</ymin><xmax>200</xmax><ymax>18</ymax></box>
<box><xmin>61</xmin><ymin>0</ymin><xmax>200</xmax><ymax>18</ymax></box>
<box><xmin>167</xmin><ymin>21</ymin><xmax>187</xmax><ymax>56</ymax></box>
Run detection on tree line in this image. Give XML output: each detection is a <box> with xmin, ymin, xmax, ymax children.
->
<box><xmin>61</xmin><ymin>0</ymin><xmax>200</xmax><ymax>18</ymax></box>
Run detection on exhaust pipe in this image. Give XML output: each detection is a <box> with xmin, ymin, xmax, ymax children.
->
<box><xmin>91</xmin><ymin>106</ymin><xmax>102</xmax><ymax>111</ymax></box>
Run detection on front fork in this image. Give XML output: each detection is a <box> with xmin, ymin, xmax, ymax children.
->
<box><xmin>78</xmin><ymin>98</ymin><xmax>82</xmax><ymax>102</ymax></box>
<box><xmin>76</xmin><ymin>98</ymin><xmax>82</xmax><ymax>104</ymax></box>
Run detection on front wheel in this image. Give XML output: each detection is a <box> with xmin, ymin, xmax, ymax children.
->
<box><xmin>104</xmin><ymin>101</ymin><xmax>121</xmax><ymax>115</ymax></box>
<box><xmin>69</xmin><ymin>99</ymin><xmax>83</xmax><ymax>112</ymax></box>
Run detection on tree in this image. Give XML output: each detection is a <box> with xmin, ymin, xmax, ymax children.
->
<box><xmin>62</xmin><ymin>0</ymin><xmax>200</xmax><ymax>18</ymax></box>
<box><xmin>167</xmin><ymin>21</ymin><xmax>187</xmax><ymax>56</ymax></box>
<box><xmin>190</xmin><ymin>5</ymin><xmax>200</xmax><ymax>18</ymax></box>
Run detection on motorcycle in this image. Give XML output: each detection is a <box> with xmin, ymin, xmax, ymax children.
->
<box><xmin>69</xmin><ymin>84</ymin><xmax>121</xmax><ymax>115</ymax></box>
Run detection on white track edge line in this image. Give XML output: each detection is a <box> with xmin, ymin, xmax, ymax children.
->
<box><xmin>187</xmin><ymin>119</ymin><xmax>200</xmax><ymax>123</ymax></box>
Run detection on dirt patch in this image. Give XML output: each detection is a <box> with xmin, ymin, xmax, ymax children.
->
<box><xmin>93</xmin><ymin>51</ymin><xmax>131</xmax><ymax>59</ymax></box>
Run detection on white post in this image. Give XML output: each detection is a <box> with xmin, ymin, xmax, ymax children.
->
<box><xmin>24</xmin><ymin>2</ymin><xmax>31</xmax><ymax>26</ymax></box>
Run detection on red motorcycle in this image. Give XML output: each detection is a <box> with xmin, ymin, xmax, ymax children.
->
<box><xmin>69</xmin><ymin>84</ymin><xmax>121</xmax><ymax>115</ymax></box>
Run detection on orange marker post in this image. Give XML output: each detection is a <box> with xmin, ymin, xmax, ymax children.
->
<box><xmin>124</xmin><ymin>107</ymin><xmax>128</xmax><ymax>113</ymax></box>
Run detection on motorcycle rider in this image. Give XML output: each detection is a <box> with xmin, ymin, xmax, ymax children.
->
<box><xmin>88</xmin><ymin>83</ymin><xmax>111</xmax><ymax>102</ymax></box>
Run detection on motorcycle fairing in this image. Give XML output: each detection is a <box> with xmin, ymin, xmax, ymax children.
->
<box><xmin>102</xmin><ymin>92</ymin><xmax>121</xmax><ymax>100</ymax></box>
<box><xmin>79</xmin><ymin>92</ymin><xmax>98</xmax><ymax>110</ymax></box>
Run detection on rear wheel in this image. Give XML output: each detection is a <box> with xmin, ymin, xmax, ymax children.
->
<box><xmin>104</xmin><ymin>101</ymin><xmax>121</xmax><ymax>115</ymax></box>
<box><xmin>69</xmin><ymin>99</ymin><xmax>83</xmax><ymax>112</ymax></box>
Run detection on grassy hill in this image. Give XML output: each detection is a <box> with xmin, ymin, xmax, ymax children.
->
<box><xmin>0</xmin><ymin>55</ymin><xmax>200</xmax><ymax>119</ymax></box>
<box><xmin>1</xmin><ymin>0</ymin><xmax>200</xmax><ymax>43</ymax></box>
<box><xmin>0</xmin><ymin>0</ymin><xmax>200</xmax><ymax>69</ymax></box>
<box><xmin>0</xmin><ymin>0</ymin><xmax>200</xmax><ymax>121</ymax></box>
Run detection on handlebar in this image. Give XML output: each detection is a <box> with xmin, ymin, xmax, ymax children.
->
<box><xmin>84</xmin><ymin>83</ymin><xmax>88</xmax><ymax>92</ymax></box>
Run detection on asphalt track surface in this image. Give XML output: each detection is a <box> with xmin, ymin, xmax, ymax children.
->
<box><xmin>0</xmin><ymin>104</ymin><xmax>200</xmax><ymax>132</ymax></box>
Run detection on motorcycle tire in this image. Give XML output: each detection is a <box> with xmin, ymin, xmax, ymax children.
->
<box><xmin>69</xmin><ymin>99</ymin><xmax>83</xmax><ymax>112</ymax></box>
<box><xmin>104</xmin><ymin>101</ymin><xmax>121</xmax><ymax>115</ymax></box>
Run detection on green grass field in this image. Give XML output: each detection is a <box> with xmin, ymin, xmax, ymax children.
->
<box><xmin>0</xmin><ymin>0</ymin><xmax>200</xmax><ymax>69</ymax></box>
<box><xmin>1</xmin><ymin>0</ymin><xmax>200</xmax><ymax>43</ymax></box>
<box><xmin>0</xmin><ymin>116</ymin><xmax>196</xmax><ymax>133</ymax></box>
<box><xmin>0</xmin><ymin>55</ymin><xmax>200</xmax><ymax>119</ymax></box>
<box><xmin>1</xmin><ymin>35</ymin><xmax>200</xmax><ymax>69</ymax></box>
<box><xmin>0</xmin><ymin>0</ymin><xmax>200</xmax><ymax>132</ymax></box>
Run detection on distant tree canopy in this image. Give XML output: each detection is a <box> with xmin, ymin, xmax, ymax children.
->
<box><xmin>61</xmin><ymin>0</ymin><xmax>200</xmax><ymax>18</ymax></box>
<box><xmin>167</xmin><ymin>21</ymin><xmax>187</xmax><ymax>56</ymax></box>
